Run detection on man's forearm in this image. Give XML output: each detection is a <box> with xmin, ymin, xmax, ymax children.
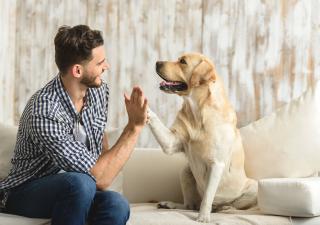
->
<box><xmin>90</xmin><ymin>123</ymin><xmax>142</xmax><ymax>190</ymax></box>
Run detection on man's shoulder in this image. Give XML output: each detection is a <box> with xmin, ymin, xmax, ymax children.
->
<box><xmin>29</xmin><ymin>78</ymin><xmax>61</xmax><ymax>117</ymax></box>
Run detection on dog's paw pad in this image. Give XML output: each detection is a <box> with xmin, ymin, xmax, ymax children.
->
<box><xmin>196</xmin><ymin>212</ymin><xmax>211</xmax><ymax>223</ymax></box>
<box><xmin>157</xmin><ymin>201</ymin><xmax>176</xmax><ymax>209</ymax></box>
<box><xmin>196</xmin><ymin>215</ymin><xmax>211</xmax><ymax>223</ymax></box>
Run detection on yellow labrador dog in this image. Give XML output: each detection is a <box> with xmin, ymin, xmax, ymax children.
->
<box><xmin>147</xmin><ymin>53</ymin><xmax>257</xmax><ymax>222</ymax></box>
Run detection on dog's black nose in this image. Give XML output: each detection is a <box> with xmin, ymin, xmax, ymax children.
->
<box><xmin>156</xmin><ymin>61</ymin><xmax>163</xmax><ymax>71</ymax></box>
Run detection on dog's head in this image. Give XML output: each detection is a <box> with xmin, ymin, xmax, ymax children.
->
<box><xmin>155</xmin><ymin>53</ymin><xmax>216</xmax><ymax>95</ymax></box>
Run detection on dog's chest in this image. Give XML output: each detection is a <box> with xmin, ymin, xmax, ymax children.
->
<box><xmin>182</xmin><ymin>98</ymin><xmax>225</xmax><ymax>141</ymax></box>
<box><xmin>183</xmin><ymin>125</ymin><xmax>236</xmax><ymax>195</ymax></box>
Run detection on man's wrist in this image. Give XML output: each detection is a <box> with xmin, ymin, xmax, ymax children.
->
<box><xmin>126</xmin><ymin>122</ymin><xmax>143</xmax><ymax>133</ymax></box>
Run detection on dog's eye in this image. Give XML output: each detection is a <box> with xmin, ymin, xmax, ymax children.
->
<box><xmin>180</xmin><ymin>58</ymin><xmax>187</xmax><ymax>65</ymax></box>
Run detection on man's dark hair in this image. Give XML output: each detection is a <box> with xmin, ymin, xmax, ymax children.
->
<box><xmin>54</xmin><ymin>25</ymin><xmax>104</xmax><ymax>74</ymax></box>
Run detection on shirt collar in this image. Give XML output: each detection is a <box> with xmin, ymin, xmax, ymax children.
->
<box><xmin>54</xmin><ymin>74</ymin><xmax>81</xmax><ymax>117</ymax></box>
<box><xmin>54</xmin><ymin>74</ymin><xmax>97</xmax><ymax>115</ymax></box>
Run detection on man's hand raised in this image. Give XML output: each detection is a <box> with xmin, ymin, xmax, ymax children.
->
<box><xmin>124</xmin><ymin>86</ymin><xmax>148</xmax><ymax>130</ymax></box>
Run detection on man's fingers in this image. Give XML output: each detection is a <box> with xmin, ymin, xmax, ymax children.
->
<box><xmin>127</xmin><ymin>87</ymin><xmax>147</xmax><ymax>115</ymax></box>
<box><xmin>132</xmin><ymin>86</ymin><xmax>144</xmax><ymax>105</ymax></box>
<box><xmin>137</xmin><ymin>90</ymin><xmax>144</xmax><ymax>107</ymax></box>
<box><xmin>136</xmin><ymin>89</ymin><xmax>141</xmax><ymax>105</ymax></box>
<box><xmin>131</xmin><ymin>87</ymin><xmax>139</xmax><ymax>104</ymax></box>
<box><xmin>124</xmin><ymin>93</ymin><xmax>130</xmax><ymax>100</ymax></box>
<box><xmin>143</xmin><ymin>98</ymin><xmax>148</xmax><ymax>111</ymax></box>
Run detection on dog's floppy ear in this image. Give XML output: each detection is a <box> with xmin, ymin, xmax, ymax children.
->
<box><xmin>190</xmin><ymin>60</ymin><xmax>216</xmax><ymax>87</ymax></box>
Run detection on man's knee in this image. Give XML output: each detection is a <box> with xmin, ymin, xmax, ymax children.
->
<box><xmin>60</xmin><ymin>172</ymin><xmax>96</xmax><ymax>201</ymax></box>
<box><xmin>97</xmin><ymin>191</ymin><xmax>130</xmax><ymax>224</ymax></box>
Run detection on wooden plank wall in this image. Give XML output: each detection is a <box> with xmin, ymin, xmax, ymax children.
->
<box><xmin>0</xmin><ymin>0</ymin><xmax>16</xmax><ymax>125</ymax></box>
<box><xmin>1</xmin><ymin>0</ymin><xmax>320</xmax><ymax>147</ymax></box>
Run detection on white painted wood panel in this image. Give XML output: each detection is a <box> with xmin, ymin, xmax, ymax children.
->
<box><xmin>1</xmin><ymin>0</ymin><xmax>320</xmax><ymax>147</ymax></box>
<box><xmin>0</xmin><ymin>0</ymin><xmax>16</xmax><ymax>124</ymax></box>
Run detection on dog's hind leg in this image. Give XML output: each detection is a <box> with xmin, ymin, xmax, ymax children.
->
<box><xmin>181</xmin><ymin>165</ymin><xmax>202</xmax><ymax>210</ymax></box>
<box><xmin>158</xmin><ymin>165</ymin><xmax>201</xmax><ymax>210</ymax></box>
<box><xmin>231</xmin><ymin>179</ymin><xmax>258</xmax><ymax>210</ymax></box>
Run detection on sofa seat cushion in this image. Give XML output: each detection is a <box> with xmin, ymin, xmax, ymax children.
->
<box><xmin>3</xmin><ymin>203</ymin><xmax>320</xmax><ymax>225</ymax></box>
<box><xmin>0</xmin><ymin>213</ymin><xmax>50</xmax><ymax>225</ymax></box>
<box><xmin>127</xmin><ymin>203</ymin><xmax>292</xmax><ymax>225</ymax></box>
<box><xmin>258</xmin><ymin>177</ymin><xmax>320</xmax><ymax>217</ymax></box>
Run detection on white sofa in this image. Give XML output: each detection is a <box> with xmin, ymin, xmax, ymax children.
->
<box><xmin>0</xmin><ymin>145</ymin><xmax>319</xmax><ymax>225</ymax></box>
<box><xmin>2</xmin><ymin>81</ymin><xmax>320</xmax><ymax>225</ymax></box>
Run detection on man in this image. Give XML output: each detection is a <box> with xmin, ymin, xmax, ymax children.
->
<box><xmin>0</xmin><ymin>25</ymin><xmax>147</xmax><ymax>225</ymax></box>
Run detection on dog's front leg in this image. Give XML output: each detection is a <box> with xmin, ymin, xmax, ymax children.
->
<box><xmin>147</xmin><ymin>108</ymin><xmax>183</xmax><ymax>154</ymax></box>
<box><xmin>197</xmin><ymin>162</ymin><xmax>225</xmax><ymax>223</ymax></box>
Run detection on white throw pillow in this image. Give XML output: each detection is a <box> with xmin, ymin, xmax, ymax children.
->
<box><xmin>240</xmin><ymin>80</ymin><xmax>320</xmax><ymax>179</ymax></box>
<box><xmin>0</xmin><ymin>123</ymin><xmax>17</xmax><ymax>179</ymax></box>
<box><xmin>258</xmin><ymin>177</ymin><xmax>320</xmax><ymax>217</ymax></box>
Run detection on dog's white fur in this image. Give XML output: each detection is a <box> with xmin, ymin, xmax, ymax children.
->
<box><xmin>147</xmin><ymin>53</ymin><xmax>257</xmax><ymax>222</ymax></box>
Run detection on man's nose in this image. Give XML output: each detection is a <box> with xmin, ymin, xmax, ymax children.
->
<box><xmin>103</xmin><ymin>62</ymin><xmax>110</xmax><ymax>71</ymax></box>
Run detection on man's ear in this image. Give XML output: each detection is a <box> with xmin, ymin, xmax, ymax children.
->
<box><xmin>190</xmin><ymin>60</ymin><xmax>216</xmax><ymax>87</ymax></box>
<box><xmin>71</xmin><ymin>64</ymin><xmax>82</xmax><ymax>78</ymax></box>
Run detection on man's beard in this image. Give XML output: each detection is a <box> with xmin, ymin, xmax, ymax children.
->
<box><xmin>80</xmin><ymin>73</ymin><xmax>102</xmax><ymax>88</ymax></box>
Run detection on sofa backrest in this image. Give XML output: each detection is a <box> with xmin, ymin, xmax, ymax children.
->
<box><xmin>0</xmin><ymin>123</ymin><xmax>17</xmax><ymax>179</ymax></box>
<box><xmin>1</xmin><ymin>81</ymin><xmax>320</xmax><ymax>203</ymax></box>
<box><xmin>123</xmin><ymin>148</ymin><xmax>185</xmax><ymax>203</ymax></box>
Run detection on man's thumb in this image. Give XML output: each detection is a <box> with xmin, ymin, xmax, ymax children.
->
<box><xmin>124</xmin><ymin>93</ymin><xmax>130</xmax><ymax>104</ymax></box>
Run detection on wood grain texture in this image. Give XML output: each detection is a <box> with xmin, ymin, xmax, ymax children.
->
<box><xmin>1</xmin><ymin>0</ymin><xmax>320</xmax><ymax>147</ymax></box>
<box><xmin>0</xmin><ymin>0</ymin><xmax>16</xmax><ymax>124</ymax></box>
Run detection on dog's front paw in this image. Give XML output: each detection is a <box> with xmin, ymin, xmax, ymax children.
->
<box><xmin>196</xmin><ymin>212</ymin><xmax>211</xmax><ymax>223</ymax></box>
<box><xmin>146</xmin><ymin>108</ymin><xmax>151</xmax><ymax>124</ymax></box>
<box><xmin>157</xmin><ymin>201</ymin><xmax>177</xmax><ymax>209</ymax></box>
<box><xmin>146</xmin><ymin>108</ymin><xmax>157</xmax><ymax>124</ymax></box>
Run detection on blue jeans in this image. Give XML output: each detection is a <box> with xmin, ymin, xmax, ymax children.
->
<box><xmin>4</xmin><ymin>172</ymin><xmax>130</xmax><ymax>225</ymax></box>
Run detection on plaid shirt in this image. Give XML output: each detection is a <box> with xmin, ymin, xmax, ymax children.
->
<box><xmin>0</xmin><ymin>75</ymin><xmax>109</xmax><ymax>199</ymax></box>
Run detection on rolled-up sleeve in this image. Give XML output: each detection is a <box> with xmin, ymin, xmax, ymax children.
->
<box><xmin>30</xmin><ymin>115</ymin><xmax>96</xmax><ymax>174</ymax></box>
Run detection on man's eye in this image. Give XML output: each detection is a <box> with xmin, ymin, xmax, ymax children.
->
<box><xmin>180</xmin><ymin>58</ymin><xmax>187</xmax><ymax>64</ymax></box>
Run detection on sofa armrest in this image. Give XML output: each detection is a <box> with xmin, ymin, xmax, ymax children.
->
<box><xmin>0</xmin><ymin>123</ymin><xmax>18</xmax><ymax>179</ymax></box>
<box><xmin>123</xmin><ymin>148</ymin><xmax>186</xmax><ymax>203</ymax></box>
